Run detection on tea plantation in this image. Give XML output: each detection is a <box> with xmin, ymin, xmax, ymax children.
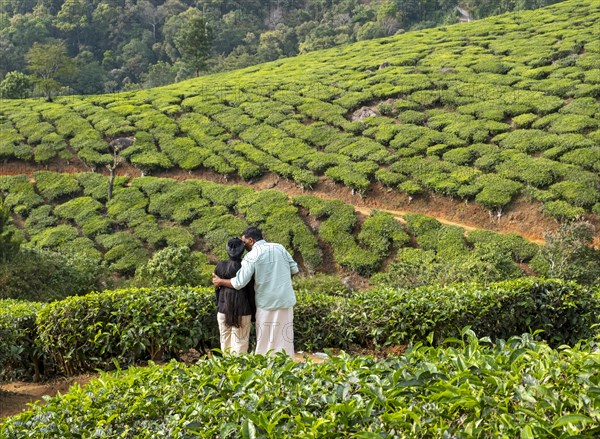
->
<box><xmin>1</xmin><ymin>0</ymin><xmax>600</xmax><ymax>436</ymax></box>
<box><xmin>0</xmin><ymin>0</ymin><xmax>599</xmax><ymax>219</ymax></box>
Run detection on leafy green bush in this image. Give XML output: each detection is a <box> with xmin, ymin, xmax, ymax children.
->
<box><xmin>135</xmin><ymin>247</ymin><xmax>211</xmax><ymax>288</ymax></box>
<box><xmin>35</xmin><ymin>287</ymin><xmax>217</xmax><ymax>376</ymax></box>
<box><xmin>358</xmin><ymin>211</ymin><xmax>409</xmax><ymax>257</ymax></box>
<box><xmin>560</xmin><ymin>97</ymin><xmax>599</xmax><ymax>117</ymax></box>
<box><xmin>0</xmin><ymin>248</ymin><xmax>104</xmax><ymax>302</ymax></box>
<box><xmin>97</xmin><ymin>232</ymin><xmax>148</xmax><ymax>273</ymax></box>
<box><xmin>294</xmin><ymin>196</ymin><xmax>380</xmax><ymax>275</ymax></box>
<box><xmin>398</xmin><ymin>179</ymin><xmax>424</xmax><ymax>197</ymax></box>
<box><xmin>560</xmin><ymin>147</ymin><xmax>600</xmax><ymax>173</ymax></box>
<box><xmin>54</xmin><ymin>196</ymin><xmax>102</xmax><ymax>220</ymax></box>
<box><xmin>543</xmin><ymin>200</ymin><xmax>586</xmax><ymax>222</ymax></box>
<box><xmin>550</xmin><ymin>180</ymin><xmax>600</xmax><ymax>208</ymax></box>
<box><xmin>371</xmin><ymin>247</ymin><xmax>439</xmax><ymax>288</ymax></box>
<box><xmin>292</xmin><ymin>274</ymin><xmax>349</xmax><ymax>296</ymax></box>
<box><xmin>325</xmin><ymin>163</ymin><xmax>372</xmax><ymax>196</ymax></box>
<box><xmin>496</xmin><ymin>153</ymin><xmax>561</xmax><ymax>187</ymax></box>
<box><xmin>530</xmin><ymin>221</ymin><xmax>600</xmax><ymax>285</ymax></box>
<box><xmin>107</xmin><ymin>187</ymin><xmax>148</xmax><ymax>223</ymax></box>
<box><xmin>512</xmin><ymin>112</ymin><xmax>538</xmax><ymax>128</ymax></box>
<box><xmin>471</xmin><ymin>59</ymin><xmax>510</xmax><ymax>74</ymax></box>
<box><xmin>403</xmin><ymin>213</ymin><xmax>442</xmax><ymax>236</ymax></box>
<box><xmin>475</xmin><ymin>174</ymin><xmax>523</xmax><ymax>215</ymax></box>
<box><xmin>2</xmin><ymin>272</ymin><xmax>599</xmax><ymax>381</ymax></box>
<box><xmin>160</xmin><ymin>226</ymin><xmax>195</xmax><ymax>248</ymax></box>
<box><xmin>190</xmin><ymin>212</ymin><xmax>248</xmax><ymax>259</ymax></box>
<box><xmin>0</xmin><ymin>201</ymin><xmax>20</xmax><ymax>262</ymax></box>
<box><xmin>372</xmin><ymin>236</ymin><xmax>523</xmax><ymax>289</ymax></box>
<box><xmin>0</xmin><ymin>175</ymin><xmax>44</xmax><ymax>215</ymax></box>
<box><xmin>3</xmin><ymin>335</ymin><xmax>600</xmax><ymax>437</ymax></box>
<box><xmin>34</xmin><ymin>171</ymin><xmax>81</xmax><ymax>202</ymax></box>
<box><xmin>22</xmin><ymin>205</ymin><xmax>56</xmax><ymax>235</ymax></box>
<box><xmin>0</xmin><ymin>300</ymin><xmax>46</xmax><ymax>381</ymax></box>
<box><xmin>27</xmin><ymin>224</ymin><xmax>80</xmax><ymax>250</ymax></box>
<box><xmin>467</xmin><ymin>230</ymin><xmax>539</xmax><ymax>263</ymax></box>
<box><xmin>355</xmin><ymin>278</ymin><xmax>599</xmax><ymax>347</ymax></box>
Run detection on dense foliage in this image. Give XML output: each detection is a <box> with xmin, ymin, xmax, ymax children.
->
<box><xmin>371</xmin><ymin>215</ymin><xmax>540</xmax><ymax>287</ymax></box>
<box><xmin>0</xmin><ymin>248</ymin><xmax>106</xmax><ymax>302</ymax></box>
<box><xmin>530</xmin><ymin>221</ymin><xmax>600</xmax><ymax>285</ymax></box>
<box><xmin>134</xmin><ymin>245</ymin><xmax>212</xmax><ymax>287</ymax></box>
<box><xmin>0</xmin><ymin>201</ymin><xmax>20</xmax><ymax>262</ymax></box>
<box><xmin>2</xmin><ymin>333</ymin><xmax>599</xmax><ymax>437</ymax></box>
<box><xmin>2</xmin><ymin>278</ymin><xmax>597</xmax><ymax>379</ymax></box>
<box><xmin>0</xmin><ymin>0</ymin><xmax>563</xmax><ymax>94</ymax></box>
<box><xmin>35</xmin><ymin>287</ymin><xmax>218</xmax><ymax>376</ymax></box>
<box><xmin>0</xmin><ymin>300</ymin><xmax>45</xmax><ymax>381</ymax></box>
<box><xmin>2</xmin><ymin>170</ymin><xmax>598</xmax><ymax>302</ymax></box>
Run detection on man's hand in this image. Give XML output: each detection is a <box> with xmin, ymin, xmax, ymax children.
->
<box><xmin>212</xmin><ymin>273</ymin><xmax>235</xmax><ymax>289</ymax></box>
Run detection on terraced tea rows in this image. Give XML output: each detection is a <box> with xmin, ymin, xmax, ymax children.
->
<box><xmin>1</xmin><ymin>0</ymin><xmax>598</xmax><ymax>224</ymax></box>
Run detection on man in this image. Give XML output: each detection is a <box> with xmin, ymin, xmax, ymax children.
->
<box><xmin>212</xmin><ymin>226</ymin><xmax>299</xmax><ymax>358</ymax></box>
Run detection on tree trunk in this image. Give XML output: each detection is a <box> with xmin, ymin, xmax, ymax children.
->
<box><xmin>107</xmin><ymin>167</ymin><xmax>115</xmax><ymax>202</ymax></box>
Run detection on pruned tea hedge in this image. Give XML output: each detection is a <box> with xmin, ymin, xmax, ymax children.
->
<box><xmin>3</xmin><ymin>278</ymin><xmax>598</xmax><ymax>380</ymax></box>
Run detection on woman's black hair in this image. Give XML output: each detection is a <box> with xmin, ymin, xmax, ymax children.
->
<box><xmin>226</xmin><ymin>237</ymin><xmax>245</xmax><ymax>260</ymax></box>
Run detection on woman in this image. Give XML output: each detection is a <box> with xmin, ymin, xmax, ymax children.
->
<box><xmin>214</xmin><ymin>237</ymin><xmax>255</xmax><ymax>354</ymax></box>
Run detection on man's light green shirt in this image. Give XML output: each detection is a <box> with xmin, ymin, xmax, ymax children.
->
<box><xmin>230</xmin><ymin>240</ymin><xmax>299</xmax><ymax>310</ymax></box>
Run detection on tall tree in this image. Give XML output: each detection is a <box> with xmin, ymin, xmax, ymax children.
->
<box><xmin>26</xmin><ymin>42</ymin><xmax>76</xmax><ymax>101</ymax></box>
<box><xmin>174</xmin><ymin>9</ymin><xmax>214</xmax><ymax>76</ymax></box>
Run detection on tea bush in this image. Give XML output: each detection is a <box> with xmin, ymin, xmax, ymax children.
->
<box><xmin>0</xmin><ymin>175</ymin><xmax>44</xmax><ymax>215</ymax></box>
<box><xmin>35</xmin><ymin>287</ymin><xmax>217</xmax><ymax>376</ymax></box>
<box><xmin>3</xmin><ymin>335</ymin><xmax>600</xmax><ymax>437</ymax></box>
<box><xmin>134</xmin><ymin>246</ymin><xmax>211</xmax><ymax>288</ymax></box>
<box><xmin>358</xmin><ymin>211</ymin><xmax>409</xmax><ymax>257</ymax></box>
<box><xmin>544</xmin><ymin>200</ymin><xmax>586</xmax><ymax>222</ymax></box>
<box><xmin>0</xmin><ymin>300</ymin><xmax>46</xmax><ymax>381</ymax></box>
<box><xmin>33</xmin><ymin>171</ymin><xmax>81</xmax><ymax>202</ymax></box>
<box><xmin>2</xmin><ymin>275</ymin><xmax>600</xmax><ymax>382</ymax></box>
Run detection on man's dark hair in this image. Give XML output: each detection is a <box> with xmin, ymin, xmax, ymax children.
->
<box><xmin>242</xmin><ymin>226</ymin><xmax>263</xmax><ymax>241</ymax></box>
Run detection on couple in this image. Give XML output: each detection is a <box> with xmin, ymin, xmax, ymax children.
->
<box><xmin>212</xmin><ymin>226</ymin><xmax>299</xmax><ymax>358</ymax></box>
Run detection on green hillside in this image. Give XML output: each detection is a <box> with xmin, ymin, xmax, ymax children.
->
<box><xmin>1</xmin><ymin>0</ymin><xmax>598</xmax><ymax>224</ymax></box>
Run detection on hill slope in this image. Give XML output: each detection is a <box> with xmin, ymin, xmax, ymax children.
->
<box><xmin>1</xmin><ymin>0</ymin><xmax>598</xmax><ymax>225</ymax></box>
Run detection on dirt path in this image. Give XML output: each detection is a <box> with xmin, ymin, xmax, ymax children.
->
<box><xmin>0</xmin><ymin>375</ymin><xmax>95</xmax><ymax>419</ymax></box>
<box><xmin>3</xmin><ymin>160</ymin><xmax>600</xmax><ymax>246</ymax></box>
